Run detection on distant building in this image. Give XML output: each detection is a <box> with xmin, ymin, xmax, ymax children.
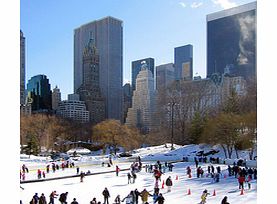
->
<box><xmin>52</xmin><ymin>85</ymin><xmax>61</xmax><ymax>112</ymax></box>
<box><xmin>132</xmin><ymin>58</ymin><xmax>154</xmax><ymax>91</ymax></box>
<box><xmin>76</xmin><ymin>34</ymin><xmax>105</xmax><ymax>124</ymax></box>
<box><xmin>20</xmin><ymin>30</ymin><xmax>26</xmax><ymax>105</ymax></box>
<box><xmin>123</xmin><ymin>83</ymin><xmax>132</xmax><ymax>123</ymax></box>
<box><xmin>74</xmin><ymin>16</ymin><xmax>123</xmax><ymax>121</ymax></box>
<box><xmin>207</xmin><ymin>2</ymin><xmax>257</xmax><ymax>80</ymax></box>
<box><xmin>57</xmin><ymin>94</ymin><xmax>89</xmax><ymax>123</ymax></box>
<box><xmin>20</xmin><ymin>103</ymin><xmax>32</xmax><ymax>115</ymax></box>
<box><xmin>126</xmin><ymin>62</ymin><xmax>158</xmax><ymax>133</ymax></box>
<box><xmin>174</xmin><ymin>44</ymin><xmax>193</xmax><ymax>81</ymax></box>
<box><xmin>27</xmin><ymin>74</ymin><xmax>52</xmax><ymax>113</ymax></box>
<box><xmin>156</xmin><ymin>63</ymin><xmax>175</xmax><ymax>91</ymax></box>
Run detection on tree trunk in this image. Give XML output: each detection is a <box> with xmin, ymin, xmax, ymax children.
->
<box><xmin>227</xmin><ymin>145</ymin><xmax>233</xmax><ymax>159</ymax></box>
<box><xmin>234</xmin><ymin>147</ymin><xmax>239</xmax><ymax>159</ymax></box>
<box><xmin>221</xmin><ymin>144</ymin><xmax>228</xmax><ymax>159</ymax></box>
<box><xmin>249</xmin><ymin>148</ymin><xmax>254</xmax><ymax>160</ymax></box>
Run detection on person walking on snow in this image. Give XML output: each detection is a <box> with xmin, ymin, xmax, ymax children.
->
<box><xmin>58</xmin><ymin>192</ymin><xmax>68</xmax><ymax>204</ymax></box>
<box><xmin>238</xmin><ymin>175</ymin><xmax>245</xmax><ymax>190</ymax></box>
<box><xmin>127</xmin><ymin>172</ymin><xmax>132</xmax><ymax>184</ymax></box>
<box><xmin>140</xmin><ymin>189</ymin><xmax>152</xmax><ymax>204</ymax></box>
<box><xmin>31</xmin><ymin>193</ymin><xmax>39</xmax><ymax>204</ymax></box>
<box><xmin>114</xmin><ymin>195</ymin><xmax>121</xmax><ymax>204</ymax></box>
<box><xmin>200</xmin><ymin>189</ymin><xmax>209</xmax><ymax>204</ymax></box>
<box><xmin>39</xmin><ymin>193</ymin><xmax>47</xmax><ymax>204</ymax></box>
<box><xmin>49</xmin><ymin>191</ymin><xmax>58</xmax><ymax>204</ymax></box>
<box><xmin>80</xmin><ymin>171</ymin><xmax>85</xmax><ymax>182</ymax></box>
<box><xmin>116</xmin><ymin>165</ymin><xmax>120</xmax><ymax>176</ymax></box>
<box><xmin>102</xmin><ymin>187</ymin><xmax>110</xmax><ymax>204</ymax></box>
<box><xmin>122</xmin><ymin>191</ymin><xmax>135</xmax><ymax>204</ymax></box>
<box><xmin>165</xmin><ymin>176</ymin><xmax>173</xmax><ymax>192</ymax></box>
<box><xmin>154</xmin><ymin>193</ymin><xmax>165</xmax><ymax>204</ymax></box>
<box><xmin>70</xmin><ymin>198</ymin><xmax>78</xmax><ymax>204</ymax></box>
<box><xmin>221</xmin><ymin>196</ymin><xmax>230</xmax><ymax>204</ymax></box>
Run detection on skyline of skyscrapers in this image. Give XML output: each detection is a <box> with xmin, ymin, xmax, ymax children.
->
<box><xmin>74</xmin><ymin>16</ymin><xmax>123</xmax><ymax>121</ymax></box>
<box><xmin>174</xmin><ymin>44</ymin><xmax>193</xmax><ymax>81</ymax></box>
<box><xmin>21</xmin><ymin>1</ymin><xmax>257</xmax><ymax>127</ymax></box>
<box><xmin>206</xmin><ymin>1</ymin><xmax>256</xmax><ymax>80</ymax></box>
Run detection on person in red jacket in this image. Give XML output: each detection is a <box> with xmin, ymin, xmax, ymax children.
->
<box><xmin>238</xmin><ymin>175</ymin><xmax>245</xmax><ymax>189</ymax></box>
<box><xmin>116</xmin><ymin>165</ymin><xmax>120</xmax><ymax>176</ymax></box>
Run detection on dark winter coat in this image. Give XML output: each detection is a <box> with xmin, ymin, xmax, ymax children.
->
<box><xmin>154</xmin><ymin>195</ymin><xmax>165</xmax><ymax>204</ymax></box>
<box><xmin>221</xmin><ymin>196</ymin><xmax>229</xmax><ymax>204</ymax></box>
<box><xmin>102</xmin><ymin>189</ymin><xmax>110</xmax><ymax>198</ymax></box>
<box><xmin>59</xmin><ymin>193</ymin><xmax>68</xmax><ymax>202</ymax></box>
<box><xmin>39</xmin><ymin>195</ymin><xmax>47</xmax><ymax>204</ymax></box>
<box><xmin>165</xmin><ymin>178</ymin><xmax>173</xmax><ymax>186</ymax></box>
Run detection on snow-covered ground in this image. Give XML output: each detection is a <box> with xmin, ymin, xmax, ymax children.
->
<box><xmin>20</xmin><ymin>144</ymin><xmax>257</xmax><ymax>203</ymax></box>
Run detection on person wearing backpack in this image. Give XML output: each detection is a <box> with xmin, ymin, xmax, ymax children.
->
<box><xmin>59</xmin><ymin>192</ymin><xmax>68</xmax><ymax>204</ymax></box>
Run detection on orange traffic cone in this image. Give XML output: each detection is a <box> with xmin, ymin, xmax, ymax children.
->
<box><xmin>161</xmin><ymin>180</ymin><xmax>164</xmax><ymax>189</ymax></box>
<box><xmin>176</xmin><ymin>175</ymin><xmax>178</xmax><ymax>180</ymax></box>
<box><xmin>212</xmin><ymin>189</ymin><xmax>216</xmax><ymax>196</ymax></box>
<box><xmin>240</xmin><ymin>188</ymin><xmax>244</xmax><ymax>195</ymax></box>
<box><xmin>187</xmin><ymin>188</ymin><xmax>191</xmax><ymax>195</ymax></box>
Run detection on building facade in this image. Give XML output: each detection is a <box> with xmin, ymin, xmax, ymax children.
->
<box><xmin>27</xmin><ymin>75</ymin><xmax>52</xmax><ymax>112</ymax></box>
<box><xmin>206</xmin><ymin>2</ymin><xmax>257</xmax><ymax>80</ymax></box>
<box><xmin>123</xmin><ymin>83</ymin><xmax>132</xmax><ymax>123</ymax></box>
<box><xmin>156</xmin><ymin>63</ymin><xmax>175</xmax><ymax>91</ymax></box>
<box><xmin>76</xmin><ymin>35</ymin><xmax>105</xmax><ymax>124</ymax></box>
<box><xmin>52</xmin><ymin>85</ymin><xmax>61</xmax><ymax>112</ymax></box>
<box><xmin>74</xmin><ymin>16</ymin><xmax>123</xmax><ymax>121</ymax></box>
<box><xmin>131</xmin><ymin>58</ymin><xmax>154</xmax><ymax>92</ymax></box>
<box><xmin>126</xmin><ymin>62</ymin><xmax>157</xmax><ymax>133</ymax></box>
<box><xmin>20</xmin><ymin>30</ymin><xmax>26</xmax><ymax>105</ymax></box>
<box><xmin>174</xmin><ymin>44</ymin><xmax>193</xmax><ymax>81</ymax></box>
<box><xmin>57</xmin><ymin>94</ymin><xmax>89</xmax><ymax>123</ymax></box>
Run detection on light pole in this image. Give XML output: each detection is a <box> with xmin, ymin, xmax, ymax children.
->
<box><xmin>170</xmin><ymin>102</ymin><xmax>175</xmax><ymax>150</ymax></box>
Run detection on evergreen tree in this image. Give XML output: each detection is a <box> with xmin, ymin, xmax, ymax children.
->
<box><xmin>24</xmin><ymin>132</ymin><xmax>39</xmax><ymax>156</ymax></box>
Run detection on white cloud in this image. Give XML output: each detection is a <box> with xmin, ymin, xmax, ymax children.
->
<box><xmin>211</xmin><ymin>0</ymin><xmax>237</xmax><ymax>9</ymax></box>
<box><xmin>191</xmin><ymin>2</ymin><xmax>203</xmax><ymax>8</ymax></box>
<box><xmin>179</xmin><ymin>2</ymin><xmax>187</xmax><ymax>8</ymax></box>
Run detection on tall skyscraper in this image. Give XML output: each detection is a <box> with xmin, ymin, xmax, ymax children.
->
<box><xmin>126</xmin><ymin>62</ymin><xmax>157</xmax><ymax>133</ymax></box>
<box><xmin>132</xmin><ymin>58</ymin><xmax>154</xmax><ymax>91</ymax></box>
<box><xmin>76</xmin><ymin>34</ymin><xmax>105</xmax><ymax>124</ymax></box>
<box><xmin>74</xmin><ymin>16</ymin><xmax>123</xmax><ymax>121</ymax></box>
<box><xmin>156</xmin><ymin>63</ymin><xmax>175</xmax><ymax>91</ymax></box>
<box><xmin>27</xmin><ymin>75</ymin><xmax>52</xmax><ymax>112</ymax></box>
<box><xmin>174</xmin><ymin>44</ymin><xmax>193</xmax><ymax>81</ymax></box>
<box><xmin>207</xmin><ymin>2</ymin><xmax>256</xmax><ymax>80</ymax></box>
<box><xmin>20</xmin><ymin>30</ymin><xmax>26</xmax><ymax>105</ymax></box>
<box><xmin>52</xmin><ymin>85</ymin><xmax>61</xmax><ymax>112</ymax></box>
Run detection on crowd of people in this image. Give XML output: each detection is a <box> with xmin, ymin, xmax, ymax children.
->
<box><xmin>22</xmin><ymin>156</ymin><xmax>257</xmax><ymax>204</ymax></box>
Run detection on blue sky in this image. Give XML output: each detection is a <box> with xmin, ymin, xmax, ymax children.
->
<box><xmin>20</xmin><ymin>0</ymin><xmax>255</xmax><ymax>100</ymax></box>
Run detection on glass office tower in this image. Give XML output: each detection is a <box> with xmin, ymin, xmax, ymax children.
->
<box><xmin>207</xmin><ymin>2</ymin><xmax>257</xmax><ymax>80</ymax></box>
<box><xmin>174</xmin><ymin>44</ymin><xmax>193</xmax><ymax>81</ymax></box>
<box><xmin>27</xmin><ymin>75</ymin><xmax>52</xmax><ymax>112</ymax></box>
